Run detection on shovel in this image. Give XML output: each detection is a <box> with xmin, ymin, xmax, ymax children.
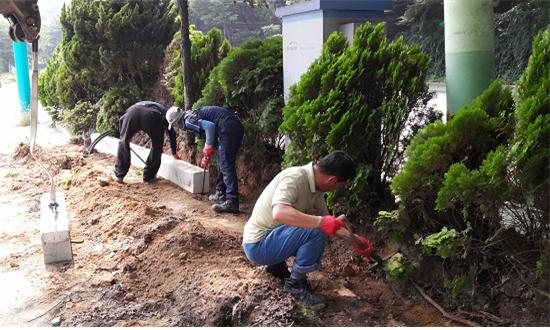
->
<box><xmin>335</xmin><ymin>216</ymin><xmax>385</xmax><ymax>267</ymax></box>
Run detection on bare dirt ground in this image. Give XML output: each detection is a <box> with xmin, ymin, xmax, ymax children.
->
<box><xmin>0</xmin><ymin>142</ymin><xmax>455</xmax><ymax>326</ymax></box>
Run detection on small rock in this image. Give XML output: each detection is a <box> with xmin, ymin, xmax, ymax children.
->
<box><xmin>97</xmin><ymin>177</ymin><xmax>109</xmax><ymax>187</ymax></box>
<box><xmin>51</xmin><ymin>316</ymin><xmax>62</xmax><ymax>326</ymax></box>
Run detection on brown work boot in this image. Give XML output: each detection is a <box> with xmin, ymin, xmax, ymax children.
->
<box><xmin>212</xmin><ymin>200</ymin><xmax>239</xmax><ymax>214</ymax></box>
<box><xmin>283</xmin><ymin>276</ymin><xmax>325</xmax><ymax>306</ymax></box>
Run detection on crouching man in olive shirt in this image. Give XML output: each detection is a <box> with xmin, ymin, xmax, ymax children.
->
<box><xmin>242</xmin><ymin>151</ymin><xmax>356</xmax><ymax>306</ymax></box>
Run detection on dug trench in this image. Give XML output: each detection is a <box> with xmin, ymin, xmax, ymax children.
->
<box><xmin>0</xmin><ymin>142</ymin><xmax>452</xmax><ymax>326</ymax></box>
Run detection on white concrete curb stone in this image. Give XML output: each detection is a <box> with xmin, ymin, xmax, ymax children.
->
<box><xmin>40</xmin><ymin>192</ymin><xmax>73</xmax><ymax>264</ymax></box>
<box><xmin>90</xmin><ymin>133</ymin><xmax>209</xmax><ymax>194</ymax></box>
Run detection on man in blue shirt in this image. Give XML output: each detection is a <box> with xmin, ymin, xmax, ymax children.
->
<box><xmin>166</xmin><ymin>106</ymin><xmax>244</xmax><ymax>213</ymax></box>
<box><xmin>114</xmin><ymin>101</ymin><xmax>179</xmax><ymax>184</ymax></box>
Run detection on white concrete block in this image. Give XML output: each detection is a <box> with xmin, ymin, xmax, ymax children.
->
<box><xmin>90</xmin><ymin>133</ymin><xmax>209</xmax><ymax>194</ymax></box>
<box><xmin>40</xmin><ymin>192</ymin><xmax>73</xmax><ymax>264</ymax></box>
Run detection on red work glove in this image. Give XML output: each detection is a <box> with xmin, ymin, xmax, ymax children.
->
<box><xmin>200</xmin><ymin>146</ymin><xmax>214</xmax><ymax>168</ymax></box>
<box><xmin>353</xmin><ymin>235</ymin><xmax>374</xmax><ymax>259</ymax></box>
<box><xmin>173</xmin><ymin>154</ymin><xmax>182</xmax><ymax>160</ymax></box>
<box><xmin>319</xmin><ymin>215</ymin><xmax>344</xmax><ymax>236</ymax></box>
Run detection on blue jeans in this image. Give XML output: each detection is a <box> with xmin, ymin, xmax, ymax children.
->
<box><xmin>243</xmin><ymin>225</ymin><xmax>327</xmax><ymax>273</ymax></box>
<box><xmin>216</xmin><ymin>118</ymin><xmax>244</xmax><ymax>204</ymax></box>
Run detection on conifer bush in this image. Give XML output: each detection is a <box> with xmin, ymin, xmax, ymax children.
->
<box><xmin>506</xmin><ymin>26</ymin><xmax>550</xmax><ymax>241</ymax></box>
<box><xmin>196</xmin><ymin>36</ymin><xmax>284</xmax><ymax>159</ymax></box>
<box><xmin>38</xmin><ymin>0</ymin><xmax>177</xmax><ymax>134</ymax></box>
<box><xmin>280</xmin><ymin>22</ymin><xmax>434</xmax><ymax>215</ymax></box>
<box><xmin>385</xmin><ymin>27</ymin><xmax>549</xmax><ymax>303</ymax></box>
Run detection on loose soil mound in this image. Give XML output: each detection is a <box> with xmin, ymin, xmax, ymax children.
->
<box><xmin>1</xmin><ymin>143</ymin><xmax>458</xmax><ymax>326</ymax></box>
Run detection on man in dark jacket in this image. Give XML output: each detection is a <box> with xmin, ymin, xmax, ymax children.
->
<box><xmin>166</xmin><ymin>105</ymin><xmax>244</xmax><ymax>213</ymax></box>
<box><xmin>114</xmin><ymin>101</ymin><xmax>179</xmax><ymax>184</ymax></box>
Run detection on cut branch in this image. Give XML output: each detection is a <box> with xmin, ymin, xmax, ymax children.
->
<box><xmin>412</xmin><ymin>281</ymin><xmax>481</xmax><ymax>327</ymax></box>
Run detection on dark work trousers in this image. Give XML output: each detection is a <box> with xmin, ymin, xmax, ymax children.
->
<box><xmin>114</xmin><ymin>105</ymin><xmax>165</xmax><ymax>182</ymax></box>
<box><xmin>216</xmin><ymin>117</ymin><xmax>244</xmax><ymax>204</ymax></box>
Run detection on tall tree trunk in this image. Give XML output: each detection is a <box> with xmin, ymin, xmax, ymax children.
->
<box><xmin>177</xmin><ymin>0</ymin><xmax>195</xmax><ymax>110</ymax></box>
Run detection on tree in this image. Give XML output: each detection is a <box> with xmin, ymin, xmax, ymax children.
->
<box><xmin>189</xmin><ymin>0</ymin><xmax>281</xmax><ymax>46</ymax></box>
<box><xmin>166</xmin><ymin>26</ymin><xmax>230</xmax><ymax>108</ymax></box>
<box><xmin>176</xmin><ymin>0</ymin><xmax>197</xmax><ymax>110</ymax></box>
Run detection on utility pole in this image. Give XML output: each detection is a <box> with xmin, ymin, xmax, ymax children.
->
<box><xmin>444</xmin><ymin>0</ymin><xmax>495</xmax><ymax>115</ymax></box>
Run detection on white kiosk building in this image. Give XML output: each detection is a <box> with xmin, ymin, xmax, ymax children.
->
<box><xmin>275</xmin><ymin>0</ymin><xmax>392</xmax><ymax>100</ymax></box>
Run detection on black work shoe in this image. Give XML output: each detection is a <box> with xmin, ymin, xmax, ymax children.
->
<box><xmin>265</xmin><ymin>262</ymin><xmax>291</xmax><ymax>282</ymax></box>
<box><xmin>143</xmin><ymin>177</ymin><xmax>158</xmax><ymax>185</ymax></box>
<box><xmin>208</xmin><ymin>190</ymin><xmax>226</xmax><ymax>202</ymax></box>
<box><xmin>283</xmin><ymin>276</ymin><xmax>325</xmax><ymax>306</ymax></box>
<box><xmin>212</xmin><ymin>200</ymin><xmax>239</xmax><ymax>214</ymax></box>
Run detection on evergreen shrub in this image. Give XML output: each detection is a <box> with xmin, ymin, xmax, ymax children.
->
<box><xmin>38</xmin><ymin>0</ymin><xmax>177</xmax><ymax>135</ymax></box>
<box><xmin>196</xmin><ymin>36</ymin><xmax>284</xmax><ymax>159</ymax></box>
<box><xmin>280</xmin><ymin>22</ymin><xmax>435</xmax><ymax>215</ymax></box>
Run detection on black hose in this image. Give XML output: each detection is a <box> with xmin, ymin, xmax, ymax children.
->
<box><xmin>87</xmin><ymin>130</ymin><xmax>146</xmax><ymax>165</ymax></box>
<box><xmin>86</xmin><ymin>130</ymin><xmax>113</xmax><ymax>156</ymax></box>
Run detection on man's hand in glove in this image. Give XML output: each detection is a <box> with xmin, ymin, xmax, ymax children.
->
<box><xmin>353</xmin><ymin>235</ymin><xmax>374</xmax><ymax>259</ymax></box>
<box><xmin>200</xmin><ymin>146</ymin><xmax>214</xmax><ymax>168</ymax></box>
<box><xmin>319</xmin><ymin>215</ymin><xmax>344</xmax><ymax>236</ymax></box>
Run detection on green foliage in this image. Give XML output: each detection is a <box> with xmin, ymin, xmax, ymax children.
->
<box><xmin>196</xmin><ymin>36</ymin><xmax>284</xmax><ymax>158</ymax></box>
<box><xmin>383</xmin><ymin>253</ymin><xmax>410</xmax><ymax>282</ymax></box>
<box><xmin>416</xmin><ymin>227</ymin><xmax>460</xmax><ymax>259</ymax></box>
<box><xmin>280</xmin><ymin>22</ymin><xmax>433</xmax><ymax>215</ymax></box>
<box><xmin>38</xmin><ymin>49</ymin><xmax>63</xmax><ymax>121</ymax></box>
<box><xmin>396</xmin><ymin>0</ymin><xmax>549</xmax><ymax>82</ymax></box>
<box><xmin>495</xmin><ymin>0</ymin><xmax>550</xmax><ymax>82</ymax></box>
<box><xmin>39</xmin><ymin>0</ymin><xmax>177</xmax><ymax>135</ymax></box>
<box><xmin>167</xmin><ymin>27</ymin><xmax>231</xmax><ymax>108</ymax></box>
<box><xmin>62</xmin><ymin>101</ymin><xmax>99</xmax><ymax>136</ymax></box>
<box><xmin>443</xmin><ymin>266</ymin><xmax>475</xmax><ymax>298</ymax></box>
<box><xmin>397</xmin><ymin>0</ymin><xmax>444</xmax><ymax>79</ymax></box>
<box><xmin>189</xmin><ymin>0</ymin><xmax>281</xmax><ymax>46</ymax></box>
<box><xmin>374</xmin><ymin>209</ymin><xmax>410</xmax><ymax>243</ymax></box>
<box><xmin>389</xmin><ymin>26</ymin><xmax>549</xmax><ymax>306</ymax></box>
<box><xmin>391</xmin><ymin>80</ymin><xmax>514</xmax><ymax>234</ymax></box>
<box><xmin>436</xmin><ymin>146</ymin><xmax>508</xmax><ymax>213</ymax></box>
<box><xmin>96</xmin><ymin>85</ymin><xmax>141</xmax><ymax>133</ymax></box>
<box><xmin>506</xmin><ymin>26</ymin><xmax>550</xmax><ymax>235</ymax></box>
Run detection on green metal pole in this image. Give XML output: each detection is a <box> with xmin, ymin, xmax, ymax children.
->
<box><xmin>444</xmin><ymin>0</ymin><xmax>495</xmax><ymax>115</ymax></box>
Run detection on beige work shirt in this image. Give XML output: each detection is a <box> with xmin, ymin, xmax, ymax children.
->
<box><xmin>242</xmin><ymin>162</ymin><xmax>329</xmax><ymax>244</ymax></box>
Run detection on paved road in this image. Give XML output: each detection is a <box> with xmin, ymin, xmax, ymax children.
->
<box><xmin>0</xmin><ymin>81</ymin><xmax>70</xmax><ymax>155</ymax></box>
